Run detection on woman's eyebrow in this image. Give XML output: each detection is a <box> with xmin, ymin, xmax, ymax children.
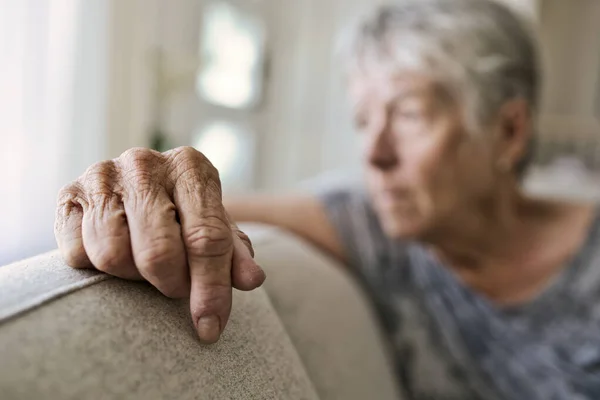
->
<box><xmin>350</xmin><ymin>87</ymin><xmax>427</xmax><ymax>114</ymax></box>
<box><xmin>388</xmin><ymin>88</ymin><xmax>426</xmax><ymax>105</ymax></box>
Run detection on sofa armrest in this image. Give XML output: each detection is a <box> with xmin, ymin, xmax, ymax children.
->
<box><xmin>244</xmin><ymin>223</ymin><xmax>402</xmax><ymax>400</ymax></box>
<box><xmin>0</xmin><ymin>252</ymin><xmax>319</xmax><ymax>400</ymax></box>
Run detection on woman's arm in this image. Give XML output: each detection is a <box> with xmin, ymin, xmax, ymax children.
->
<box><xmin>224</xmin><ymin>194</ymin><xmax>346</xmax><ymax>264</ymax></box>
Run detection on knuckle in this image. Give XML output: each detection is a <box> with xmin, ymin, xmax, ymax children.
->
<box><xmin>57</xmin><ymin>182</ymin><xmax>83</xmax><ymax>206</ymax></box>
<box><xmin>202</xmin><ymin>159</ymin><xmax>219</xmax><ymax>180</ymax></box>
<box><xmin>191</xmin><ymin>285</ymin><xmax>231</xmax><ymax>316</ymax></box>
<box><xmin>118</xmin><ymin>148</ymin><xmax>166</xmax><ymax>195</ymax></box>
<box><xmin>185</xmin><ymin>218</ymin><xmax>232</xmax><ymax>258</ymax></box>
<box><xmin>206</xmin><ymin>175</ymin><xmax>222</xmax><ymax>196</ymax></box>
<box><xmin>55</xmin><ymin>187</ymin><xmax>85</xmax><ymax>237</ymax></box>
<box><xmin>235</xmin><ymin>229</ymin><xmax>254</xmax><ymax>257</ymax></box>
<box><xmin>169</xmin><ymin>146</ymin><xmax>219</xmax><ymax>179</ymax></box>
<box><xmin>167</xmin><ymin>147</ymin><xmax>223</xmax><ymax>199</ymax></box>
<box><xmin>117</xmin><ymin>147</ymin><xmax>164</xmax><ymax>197</ymax></box>
<box><xmin>120</xmin><ymin>147</ymin><xmax>160</xmax><ymax>165</ymax></box>
<box><xmin>84</xmin><ymin>160</ymin><xmax>117</xmax><ymax>186</ymax></box>
<box><xmin>176</xmin><ymin>172</ymin><xmax>221</xmax><ymax>201</ymax></box>
<box><xmin>81</xmin><ymin>160</ymin><xmax>119</xmax><ymax>204</ymax></box>
<box><xmin>120</xmin><ymin>148</ymin><xmax>163</xmax><ymax>176</ymax></box>
<box><xmin>167</xmin><ymin>146</ymin><xmax>216</xmax><ymax>168</ymax></box>
<box><xmin>171</xmin><ymin>146</ymin><xmax>202</xmax><ymax>160</ymax></box>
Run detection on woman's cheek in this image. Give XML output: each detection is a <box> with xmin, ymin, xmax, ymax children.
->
<box><xmin>413</xmin><ymin>136</ymin><xmax>458</xmax><ymax>213</ymax></box>
<box><xmin>405</xmin><ymin>135</ymin><xmax>446</xmax><ymax>186</ymax></box>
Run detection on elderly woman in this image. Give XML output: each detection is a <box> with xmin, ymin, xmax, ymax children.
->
<box><xmin>54</xmin><ymin>0</ymin><xmax>600</xmax><ymax>398</ymax></box>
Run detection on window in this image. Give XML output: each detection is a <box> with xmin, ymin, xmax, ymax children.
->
<box><xmin>192</xmin><ymin>121</ymin><xmax>255</xmax><ymax>192</ymax></box>
<box><xmin>196</xmin><ymin>1</ymin><xmax>266</xmax><ymax>109</ymax></box>
<box><xmin>0</xmin><ymin>0</ymin><xmax>107</xmax><ymax>264</ymax></box>
<box><xmin>192</xmin><ymin>1</ymin><xmax>266</xmax><ymax>191</ymax></box>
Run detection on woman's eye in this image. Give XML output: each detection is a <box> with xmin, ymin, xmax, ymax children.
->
<box><xmin>398</xmin><ymin>110</ymin><xmax>421</xmax><ymax>120</ymax></box>
<box><xmin>393</xmin><ymin>106</ymin><xmax>423</xmax><ymax>123</ymax></box>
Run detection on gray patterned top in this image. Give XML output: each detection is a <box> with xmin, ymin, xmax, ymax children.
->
<box><xmin>320</xmin><ymin>188</ymin><xmax>600</xmax><ymax>400</ymax></box>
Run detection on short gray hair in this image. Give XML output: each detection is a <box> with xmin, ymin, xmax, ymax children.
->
<box><xmin>341</xmin><ymin>0</ymin><xmax>541</xmax><ymax>174</ymax></box>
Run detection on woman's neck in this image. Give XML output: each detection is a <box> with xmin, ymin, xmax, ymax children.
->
<box><xmin>425</xmin><ymin>188</ymin><xmax>595</xmax><ymax>305</ymax></box>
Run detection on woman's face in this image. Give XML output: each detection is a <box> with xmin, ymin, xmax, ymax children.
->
<box><xmin>350</xmin><ymin>71</ymin><xmax>502</xmax><ymax>240</ymax></box>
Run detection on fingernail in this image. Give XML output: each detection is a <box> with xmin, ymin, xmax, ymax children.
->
<box><xmin>197</xmin><ymin>315</ymin><xmax>221</xmax><ymax>343</ymax></box>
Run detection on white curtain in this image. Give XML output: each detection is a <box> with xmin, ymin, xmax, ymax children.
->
<box><xmin>0</xmin><ymin>0</ymin><xmax>108</xmax><ymax>265</ymax></box>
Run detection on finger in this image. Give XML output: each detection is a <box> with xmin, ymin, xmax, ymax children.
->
<box><xmin>55</xmin><ymin>182</ymin><xmax>92</xmax><ymax>268</ymax></box>
<box><xmin>227</xmin><ymin>214</ymin><xmax>266</xmax><ymax>290</ymax></box>
<box><xmin>231</xmin><ymin>232</ymin><xmax>266</xmax><ymax>291</ymax></box>
<box><xmin>119</xmin><ymin>149</ymin><xmax>189</xmax><ymax>298</ymax></box>
<box><xmin>80</xmin><ymin>160</ymin><xmax>140</xmax><ymax>280</ymax></box>
<box><xmin>169</xmin><ymin>147</ymin><xmax>232</xmax><ymax>344</ymax></box>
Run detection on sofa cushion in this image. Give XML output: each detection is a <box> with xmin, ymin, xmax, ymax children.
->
<box><xmin>245</xmin><ymin>223</ymin><xmax>402</xmax><ymax>400</ymax></box>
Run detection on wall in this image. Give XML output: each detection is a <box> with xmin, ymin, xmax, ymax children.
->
<box><xmin>104</xmin><ymin>0</ymin><xmax>376</xmax><ymax>192</ymax></box>
<box><xmin>104</xmin><ymin>0</ymin><xmax>600</xmax><ymax>193</ymax></box>
<box><xmin>0</xmin><ymin>0</ymin><xmax>109</xmax><ymax>264</ymax></box>
<box><xmin>105</xmin><ymin>0</ymin><xmax>162</xmax><ymax>159</ymax></box>
<box><xmin>538</xmin><ymin>0</ymin><xmax>600</xmax><ymax>140</ymax></box>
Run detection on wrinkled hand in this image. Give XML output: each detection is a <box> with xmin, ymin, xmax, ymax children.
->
<box><xmin>54</xmin><ymin>146</ymin><xmax>265</xmax><ymax>343</ymax></box>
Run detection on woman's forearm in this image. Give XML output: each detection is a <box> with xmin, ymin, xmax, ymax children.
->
<box><xmin>224</xmin><ymin>194</ymin><xmax>346</xmax><ymax>263</ymax></box>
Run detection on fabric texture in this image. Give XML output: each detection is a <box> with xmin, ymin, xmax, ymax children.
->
<box><xmin>245</xmin><ymin>223</ymin><xmax>402</xmax><ymax>400</ymax></box>
<box><xmin>0</xmin><ymin>251</ymin><xmax>319</xmax><ymax>400</ymax></box>
<box><xmin>0</xmin><ymin>226</ymin><xmax>402</xmax><ymax>400</ymax></box>
<box><xmin>319</xmin><ymin>188</ymin><xmax>600</xmax><ymax>400</ymax></box>
<box><xmin>0</xmin><ymin>251</ymin><xmax>111</xmax><ymax>321</ymax></box>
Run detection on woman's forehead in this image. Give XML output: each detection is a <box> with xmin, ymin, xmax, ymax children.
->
<box><xmin>348</xmin><ymin>71</ymin><xmax>449</xmax><ymax>105</ymax></box>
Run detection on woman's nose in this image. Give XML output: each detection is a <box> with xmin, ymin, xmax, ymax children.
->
<box><xmin>366</xmin><ymin>116</ymin><xmax>399</xmax><ymax>171</ymax></box>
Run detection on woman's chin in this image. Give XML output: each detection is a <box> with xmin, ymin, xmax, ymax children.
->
<box><xmin>379</xmin><ymin>211</ymin><xmax>427</xmax><ymax>240</ymax></box>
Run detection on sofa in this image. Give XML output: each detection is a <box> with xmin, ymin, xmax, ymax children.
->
<box><xmin>0</xmin><ymin>223</ymin><xmax>401</xmax><ymax>400</ymax></box>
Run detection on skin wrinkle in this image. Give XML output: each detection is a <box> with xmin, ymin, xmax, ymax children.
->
<box><xmin>135</xmin><ymin>243</ymin><xmax>180</xmax><ymax>271</ymax></box>
<box><xmin>87</xmin><ymin>240</ymin><xmax>131</xmax><ymax>276</ymax></box>
<box><xmin>163</xmin><ymin>148</ymin><xmax>234</xmax><ymax>340</ymax></box>
<box><xmin>173</xmin><ymin>165</ymin><xmax>231</xmax><ymax>261</ymax></box>
<box><xmin>113</xmin><ymin>152</ymin><xmax>190</xmax><ymax>296</ymax></box>
<box><xmin>332</xmin><ymin>4</ymin><xmax>592</xmax><ymax>395</ymax></box>
<box><xmin>60</xmin><ymin>182</ymin><xmax>89</xmax><ymax>212</ymax></box>
<box><xmin>124</xmin><ymin>184</ymin><xmax>167</xmax><ymax>218</ymax></box>
<box><xmin>55</xmin><ymin>145</ymin><xmax>263</xmax><ymax>343</ymax></box>
<box><xmin>233</xmin><ymin>229</ymin><xmax>254</xmax><ymax>258</ymax></box>
<box><xmin>117</xmin><ymin>149</ymin><xmax>168</xmax><ymax>194</ymax></box>
<box><xmin>135</xmin><ymin>232</ymin><xmax>182</xmax><ymax>265</ymax></box>
<box><xmin>48</xmin><ymin>1</ymin><xmax>596</xmax><ymax>387</ymax></box>
<box><xmin>331</xmin><ymin>2</ymin><xmax>597</xmax><ymax>391</ymax></box>
<box><xmin>348</xmin><ymin>63</ymin><xmax>597</xmax><ymax>307</ymax></box>
<box><xmin>55</xmin><ymin>198</ymin><xmax>90</xmax><ymax>268</ymax></box>
<box><xmin>191</xmin><ymin>286</ymin><xmax>230</xmax><ymax>328</ymax></box>
<box><xmin>120</xmin><ymin>147</ymin><xmax>164</xmax><ymax>169</ymax></box>
<box><xmin>79</xmin><ymin>161</ymin><xmax>139</xmax><ymax>279</ymax></box>
<box><xmin>54</xmin><ymin>181</ymin><xmax>92</xmax><ymax>268</ymax></box>
<box><xmin>167</xmin><ymin>146</ymin><xmax>217</xmax><ymax>191</ymax></box>
<box><xmin>342</xmin><ymin>0</ymin><xmax>539</xmax><ymax>163</ymax></box>
<box><xmin>172</xmin><ymin>156</ymin><xmax>231</xmax><ymax>260</ymax></box>
<box><xmin>183</xmin><ymin>217</ymin><xmax>233</xmax><ymax>259</ymax></box>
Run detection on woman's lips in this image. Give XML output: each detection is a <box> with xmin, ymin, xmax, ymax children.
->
<box><xmin>377</xmin><ymin>189</ymin><xmax>412</xmax><ymax>209</ymax></box>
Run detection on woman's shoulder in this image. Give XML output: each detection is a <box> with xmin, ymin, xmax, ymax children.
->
<box><xmin>536</xmin><ymin>199</ymin><xmax>600</xmax><ymax>304</ymax></box>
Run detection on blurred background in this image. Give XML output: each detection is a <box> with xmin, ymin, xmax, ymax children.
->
<box><xmin>0</xmin><ymin>0</ymin><xmax>599</xmax><ymax>265</ymax></box>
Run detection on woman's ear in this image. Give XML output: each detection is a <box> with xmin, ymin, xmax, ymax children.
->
<box><xmin>495</xmin><ymin>98</ymin><xmax>533</xmax><ymax>172</ymax></box>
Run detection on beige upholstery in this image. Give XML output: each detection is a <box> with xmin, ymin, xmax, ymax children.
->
<box><xmin>249</xmin><ymin>224</ymin><xmax>401</xmax><ymax>400</ymax></box>
<box><xmin>0</xmin><ymin>225</ymin><xmax>400</xmax><ymax>400</ymax></box>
